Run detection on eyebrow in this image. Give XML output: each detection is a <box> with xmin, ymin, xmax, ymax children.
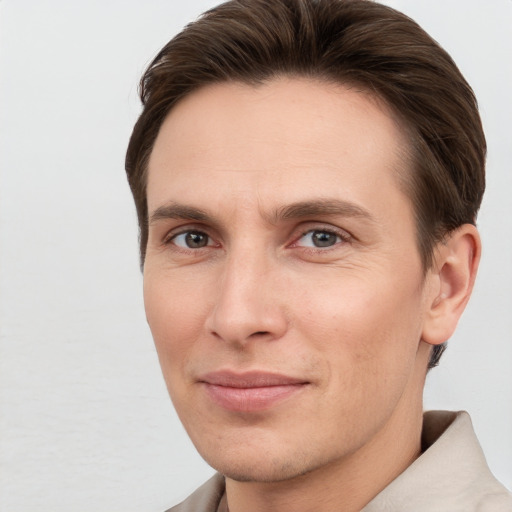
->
<box><xmin>148</xmin><ymin>199</ymin><xmax>375</xmax><ymax>226</ymax></box>
<box><xmin>149</xmin><ymin>203</ymin><xmax>211</xmax><ymax>225</ymax></box>
<box><xmin>272</xmin><ymin>199</ymin><xmax>375</xmax><ymax>223</ymax></box>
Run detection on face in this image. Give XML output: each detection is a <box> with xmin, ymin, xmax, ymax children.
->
<box><xmin>144</xmin><ymin>78</ymin><xmax>434</xmax><ymax>482</ymax></box>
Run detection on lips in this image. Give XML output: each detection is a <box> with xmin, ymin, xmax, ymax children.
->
<box><xmin>198</xmin><ymin>370</ymin><xmax>309</xmax><ymax>412</ymax></box>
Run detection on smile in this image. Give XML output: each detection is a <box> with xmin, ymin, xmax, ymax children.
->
<box><xmin>198</xmin><ymin>371</ymin><xmax>309</xmax><ymax>413</ymax></box>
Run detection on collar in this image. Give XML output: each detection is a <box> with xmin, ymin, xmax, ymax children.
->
<box><xmin>170</xmin><ymin>411</ymin><xmax>511</xmax><ymax>512</ymax></box>
<box><xmin>363</xmin><ymin>410</ymin><xmax>512</xmax><ymax>511</ymax></box>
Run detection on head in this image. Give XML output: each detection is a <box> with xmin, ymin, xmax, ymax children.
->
<box><xmin>125</xmin><ymin>0</ymin><xmax>484</xmax><ymax>485</ymax></box>
<box><xmin>126</xmin><ymin>0</ymin><xmax>485</xmax><ymax>370</ymax></box>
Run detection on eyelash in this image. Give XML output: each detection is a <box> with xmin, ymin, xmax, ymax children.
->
<box><xmin>292</xmin><ymin>227</ymin><xmax>350</xmax><ymax>250</ymax></box>
<box><xmin>163</xmin><ymin>225</ymin><xmax>352</xmax><ymax>253</ymax></box>
<box><xmin>163</xmin><ymin>228</ymin><xmax>216</xmax><ymax>250</ymax></box>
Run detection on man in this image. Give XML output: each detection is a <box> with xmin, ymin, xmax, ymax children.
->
<box><xmin>125</xmin><ymin>0</ymin><xmax>512</xmax><ymax>510</ymax></box>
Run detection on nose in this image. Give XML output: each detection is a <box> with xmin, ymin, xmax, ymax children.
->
<box><xmin>205</xmin><ymin>248</ymin><xmax>288</xmax><ymax>346</ymax></box>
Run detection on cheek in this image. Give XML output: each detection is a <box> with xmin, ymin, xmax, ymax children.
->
<box><xmin>297</xmin><ymin>276</ymin><xmax>424</xmax><ymax>434</ymax></box>
<box><xmin>143</xmin><ymin>272</ymin><xmax>209</xmax><ymax>373</ymax></box>
<box><xmin>296</xmin><ymin>271</ymin><xmax>425</xmax><ymax>373</ymax></box>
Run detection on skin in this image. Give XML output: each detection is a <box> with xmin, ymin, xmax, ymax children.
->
<box><xmin>143</xmin><ymin>78</ymin><xmax>480</xmax><ymax>512</ymax></box>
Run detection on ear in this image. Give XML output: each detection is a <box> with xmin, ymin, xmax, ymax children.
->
<box><xmin>421</xmin><ymin>224</ymin><xmax>481</xmax><ymax>346</ymax></box>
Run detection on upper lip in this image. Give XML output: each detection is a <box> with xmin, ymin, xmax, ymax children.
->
<box><xmin>198</xmin><ymin>370</ymin><xmax>308</xmax><ymax>388</ymax></box>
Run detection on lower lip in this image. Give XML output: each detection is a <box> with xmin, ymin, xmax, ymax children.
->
<box><xmin>202</xmin><ymin>383</ymin><xmax>307</xmax><ymax>412</ymax></box>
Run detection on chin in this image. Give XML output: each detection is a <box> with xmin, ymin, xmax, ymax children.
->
<box><xmin>213</xmin><ymin>460</ymin><xmax>310</xmax><ymax>483</ymax></box>
<box><xmin>199</xmin><ymin>444</ymin><xmax>328</xmax><ymax>483</ymax></box>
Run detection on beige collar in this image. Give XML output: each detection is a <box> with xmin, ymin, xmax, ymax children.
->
<box><xmin>169</xmin><ymin>411</ymin><xmax>512</xmax><ymax>512</ymax></box>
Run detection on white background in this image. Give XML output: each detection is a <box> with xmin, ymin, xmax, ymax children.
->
<box><xmin>0</xmin><ymin>1</ymin><xmax>511</xmax><ymax>511</ymax></box>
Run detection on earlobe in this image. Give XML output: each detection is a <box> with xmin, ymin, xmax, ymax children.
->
<box><xmin>421</xmin><ymin>224</ymin><xmax>481</xmax><ymax>346</ymax></box>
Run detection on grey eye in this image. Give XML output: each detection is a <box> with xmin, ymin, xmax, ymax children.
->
<box><xmin>298</xmin><ymin>230</ymin><xmax>342</xmax><ymax>248</ymax></box>
<box><xmin>312</xmin><ymin>231</ymin><xmax>339</xmax><ymax>247</ymax></box>
<box><xmin>173</xmin><ymin>231</ymin><xmax>210</xmax><ymax>248</ymax></box>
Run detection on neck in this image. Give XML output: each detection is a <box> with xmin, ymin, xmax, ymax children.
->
<box><xmin>224</xmin><ymin>345</ymin><xmax>430</xmax><ymax>512</ymax></box>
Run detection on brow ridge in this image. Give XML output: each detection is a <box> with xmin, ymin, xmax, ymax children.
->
<box><xmin>149</xmin><ymin>203</ymin><xmax>211</xmax><ymax>225</ymax></box>
<box><xmin>272</xmin><ymin>199</ymin><xmax>375</xmax><ymax>223</ymax></box>
<box><xmin>148</xmin><ymin>198</ymin><xmax>375</xmax><ymax>226</ymax></box>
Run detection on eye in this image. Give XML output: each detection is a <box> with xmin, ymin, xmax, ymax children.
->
<box><xmin>171</xmin><ymin>230</ymin><xmax>213</xmax><ymax>249</ymax></box>
<box><xmin>296</xmin><ymin>229</ymin><xmax>344</xmax><ymax>248</ymax></box>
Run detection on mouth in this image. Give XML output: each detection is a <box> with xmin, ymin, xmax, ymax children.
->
<box><xmin>197</xmin><ymin>370</ymin><xmax>309</xmax><ymax>413</ymax></box>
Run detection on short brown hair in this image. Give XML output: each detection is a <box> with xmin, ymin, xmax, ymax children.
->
<box><xmin>125</xmin><ymin>0</ymin><xmax>486</xmax><ymax>368</ymax></box>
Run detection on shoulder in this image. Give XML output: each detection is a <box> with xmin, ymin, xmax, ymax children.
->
<box><xmin>364</xmin><ymin>411</ymin><xmax>512</xmax><ymax>511</ymax></box>
<box><xmin>474</xmin><ymin>492</ymin><xmax>512</xmax><ymax>512</ymax></box>
<box><xmin>165</xmin><ymin>473</ymin><xmax>225</xmax><ymax>512</ymax></box>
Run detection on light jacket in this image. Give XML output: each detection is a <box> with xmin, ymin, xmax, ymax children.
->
<box><xmin>167</xmin><ymin>411</ymin><xmax>512</xmax><ymax>511</ymax></box>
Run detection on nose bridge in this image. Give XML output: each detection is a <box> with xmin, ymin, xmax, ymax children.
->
<box><xmin>207</xmin><ymin>240</ymin><xmax>286</xmax><ymax>344</ymax></box>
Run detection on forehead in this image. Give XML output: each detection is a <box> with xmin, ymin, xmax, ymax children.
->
<box><xmin>147</xmin><ymin>77</ymin><xmax>411</xmax><ymax>216</ymax></box>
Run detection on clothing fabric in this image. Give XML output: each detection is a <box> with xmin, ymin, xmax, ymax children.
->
<box><xmin>166</xmin><ymin>411</ymin><xmax>512</xmax><ymax>511</ymax></box>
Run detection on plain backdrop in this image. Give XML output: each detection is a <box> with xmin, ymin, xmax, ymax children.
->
<box><xmin>0</xmin><ymin>1</ymin><xmax>511</xmax><ymax>511</ymax></box>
